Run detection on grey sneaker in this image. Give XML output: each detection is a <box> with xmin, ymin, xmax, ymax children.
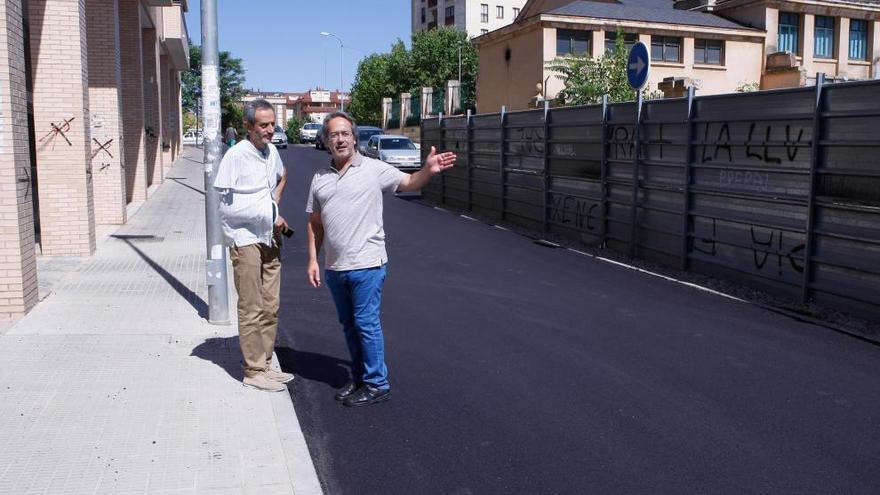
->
<box><xmin>265</xmin><ymin>369</ymin><xmax>294</xmax><ymax>383</ymax></box>
<box><xmin>243</xmin><ymin>373</ymin><xmax>287</xmax><ymax>392</ymax></box>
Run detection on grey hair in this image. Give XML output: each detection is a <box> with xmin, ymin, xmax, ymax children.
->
<box><xmin>244</xmin><ymin>98</ymin><xmax>275</xmax><ymax>126</ymax></box>
<box><xmin>321</xmin><ymin>111</ymin><xmax>359</xmax><ymax>142</ymax></box>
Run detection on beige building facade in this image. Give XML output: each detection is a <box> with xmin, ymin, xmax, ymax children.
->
<box><xmin>413</xmin><ymin>0</ymin><xmax>528</xmax><ymax>37</ymax></box>
<box><xmin>0</xmin><ymin>0</ymin><xmax>189</xmax><ymax>319</ymax></box>
<box><xmin>475</xmin><ymin>0</ymin><xmax>880</xmax><ymax>112</ymax></box>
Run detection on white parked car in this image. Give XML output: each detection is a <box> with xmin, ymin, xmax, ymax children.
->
<box><xmin>182</xmin><ymin>129</ymin><xmax>203</xmax><ymax>145</ymax></box>
<box><xmin>300</xmin><ymin>123</ymin><xmax>321</xmax><ymax>143</ymax></box>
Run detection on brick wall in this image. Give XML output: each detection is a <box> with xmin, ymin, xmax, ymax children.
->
<box><xmin>86</xmin><ymin>0</ymin><xmax>126</xmax><ymax>225</ymax></box>
<box><xmin>141</xmin><ymin>27</ymin><xmax>162</xmax><ymax>189</ymax></box>
<box><xmin>28</xmin><ymin>0</ymin><xmax>96</xmax><ymax>256</ymax></box>
<box><xmin>118</xmin><ymin>0</ymin><xmax>145</xmax><ymax>203</ymax></box>
<box><xmin>0</xmin><ymin>0</ymin><xmax>38</xmax><ymax>317</ymax></box>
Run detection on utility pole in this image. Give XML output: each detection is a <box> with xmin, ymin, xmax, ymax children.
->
<box><xmin>201</xmin><ymin>0</ymin><xmax>230</xmax><ymax>324</ymax></box>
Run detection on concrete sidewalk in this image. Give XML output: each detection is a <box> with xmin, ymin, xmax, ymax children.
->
<box><xmin>0</xmin><ymin>148</ymin><xmax>321</xmax><ymax>494</ymax></box>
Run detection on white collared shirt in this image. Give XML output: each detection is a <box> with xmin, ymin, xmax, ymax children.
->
<box><xmin>213</xmin><ymin>140</ymin><xmax>285</xmax><ymax>247</ymax></box>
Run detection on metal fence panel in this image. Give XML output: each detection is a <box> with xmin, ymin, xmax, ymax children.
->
<box><xmin>418</xmin><ymin>80</ymin><xmax>880</xmax><ymax>322</ymax></box>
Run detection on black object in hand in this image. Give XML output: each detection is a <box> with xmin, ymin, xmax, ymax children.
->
<box><xmin>282</xmin><ymin>226</ymin><xmax>294</xmax><ymax>238</ymax></box>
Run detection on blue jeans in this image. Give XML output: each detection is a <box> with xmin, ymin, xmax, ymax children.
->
<box><xmin>325</xmin><ymin>265</ymin><xmax>389</xmax><ymax>390</ymax></box>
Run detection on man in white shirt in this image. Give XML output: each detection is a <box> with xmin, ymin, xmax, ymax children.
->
<box><xmin>306</xmin><ymin>112</ymin><xmax>456</xmax><ymax>407</ymax></box>
<box><xmin>214</xmin><ymin>99</ymin><xmax>292</xmax><ymax>392</ymax></box>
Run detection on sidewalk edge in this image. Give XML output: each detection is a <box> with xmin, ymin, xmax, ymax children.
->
<box><xmin>271</xmin><ymin>356</ymin><xmax>323</xmax><ymax>495</ymax></box>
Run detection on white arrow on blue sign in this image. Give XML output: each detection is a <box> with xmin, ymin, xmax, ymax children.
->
<box><xmin>627</xmin><ymin>41</ymin><xmax>650</xmax><ymax>90</ymax></box>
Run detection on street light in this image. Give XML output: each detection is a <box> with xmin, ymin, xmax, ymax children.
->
<box><xmin>320</xmin><ymin>31</ymin><xmax>345</xmax><ymax>112</ymax></box>
<box><xmin>457</xmin><ymin>41</ymin><xmax>462</xmax><ymax>84</ymax></box>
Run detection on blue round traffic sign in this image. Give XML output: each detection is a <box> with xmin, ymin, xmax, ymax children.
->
<box><xmin>627</xmin><ymin>41</ymin><xmax>650</xmax><ymax>90</ymax></box>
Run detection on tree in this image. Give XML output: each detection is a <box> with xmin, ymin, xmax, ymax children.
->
<box><xmin>348</xmin><ymin>28</ymin><xmax>479</xmax><ymax>125</ymax></box>
<box><xmin>181</xmin><ymin>45</ymin><xmax>247</xmax><ymax>130</ymax></box>
<box><xmin>409</xmin><ymin>27</ymin><xmax>477</xmax><ymax>109</ymax></box>
<box><xmin>546</xmin><ymin>29</ymin><xmax>658</xmax><ymax>105</ymax></box>
<box><xmin>348</xmin><ymin>53</ymin><xmax>394</xmax><ymax>126</ymax></box>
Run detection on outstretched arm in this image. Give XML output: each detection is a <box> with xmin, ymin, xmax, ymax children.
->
<box><xmin>397</xmin><ymin>146</ymin><xmax>457</xmax><ymax>193</ymax></box>
<box><xmin>306</xmin><ymin>212</ymin><xmax>324</xmax><ymax>287</ymax></box>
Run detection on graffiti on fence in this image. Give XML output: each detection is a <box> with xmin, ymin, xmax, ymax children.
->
<box><xmin>701</xmin><ymin>122</ymin><xmax>807</xmax><ymax>165</ymax></box>
<box><xmin>607</xmin><ymin>125</ymin><xmax>634</xmax><ymax>160</ymax></box>
<box><xmin>607</xmin><ymin>124</ymin><xmax>673</xmax><ymax>160</ymax></box>
<box><xmin>693</xmin><ymin>218</ymin><xmax>805</xmax><ymax>277</ymax></box>
<box><xmin>510</xmin><ymin>127</ymin><xmax>544</xmax><ymax>154</ymax></box>
<box><xmin>693</xmin><ymin>218</ymin><xmax>717</xmax><ymax>255</ymax></box>
<box><xmin>551</xmin><ymin>143</ymin><xmax>576</xmax><ymax>157</ymax></box>
<box><xmin>646</xmin><ymin>124</ymin><xmax>673</xmax><ymax>160</ymax></box>
<box><xmin>749</xmin><ymin>226</ymin><xmax>805</xmax><ymax>275</ymax></box>
<box><xmin>550</xmin><ymin>195</ymin><xmax>599</xmax><ymax>231</ymax></box>
<box><xmin>718</xmin><ymin>170</ymin><xmax>770</xmax><ymax>192</ymax></box>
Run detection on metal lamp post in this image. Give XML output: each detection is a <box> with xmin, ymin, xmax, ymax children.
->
<box><xmin>320</xmin><ymin>31</ymin><xmax>345</xmax><ymax>112</ymax></box>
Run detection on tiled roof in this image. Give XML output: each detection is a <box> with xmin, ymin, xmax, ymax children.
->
<box><xmin>548</xmin><ymin>0</ymin><xmax>756</xmax><ymax>30</ymax></box>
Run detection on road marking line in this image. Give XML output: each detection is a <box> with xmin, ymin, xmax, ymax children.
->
<box><xmin>433</xmin><ymin>207</ymin><xmax>447</xmax><ymax>212</ymax></box>
<box><xmin>493</xmin><ymin>225</ymin><xmax>508</xmax><ymax>231</ymax></box>
<box><xmin>566</xmin><ymin>248</ymin><xmax>746</xmax><ymax>302</ymax></box>
<box><xmin>460</xmin><ymin>215</ymin><xmax>478</xmax><ymax>221</ymax></box>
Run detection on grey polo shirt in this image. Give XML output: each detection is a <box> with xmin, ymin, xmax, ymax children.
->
<box><xmin>306</xmin><ymin>153</ymin><xmax>407</xmax><ymax>271</ymax></box>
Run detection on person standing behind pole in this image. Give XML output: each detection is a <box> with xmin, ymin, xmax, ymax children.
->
<box><xmin>225</xmin><ymin>124</ymin><xmax>237</xmax><ymax>147</ymax></box>
<box><xmin>214</xmin><ymin>99</ymin><xmax>293</xmax><ymax>392</ymax></box>
<box><xmin>305</xmin><ymin>111</ymin><xmax>456</xmax><ymax>407</ymax></box>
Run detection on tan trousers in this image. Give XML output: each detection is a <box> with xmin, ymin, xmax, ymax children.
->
<box><xmin>231</xmin><ymin>242</ymin><xmax>281</xmax><ymax>378</ymax></box>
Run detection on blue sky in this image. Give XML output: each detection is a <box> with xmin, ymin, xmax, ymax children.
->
<box><xmin>184</xmin><ymin>0</ymin><xmax>412</xmax><ymax>93</ymax></box>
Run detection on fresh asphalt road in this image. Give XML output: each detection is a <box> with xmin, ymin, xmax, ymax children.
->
<box><xmin>274</xmin><ymin>145</ymin><xmax>880</xmax><ymax>495</ymax></box>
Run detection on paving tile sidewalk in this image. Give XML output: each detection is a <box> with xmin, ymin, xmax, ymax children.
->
<box><xmin>0</xmin><ymin>148</ymin><xmax>321</xmax><ymax>495</ymax></box>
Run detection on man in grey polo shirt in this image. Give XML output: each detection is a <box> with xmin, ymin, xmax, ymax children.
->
<box><xmin>306</xmin><ymin>111</ymin><xmax>456</xmax><ymax>407</ymax></box>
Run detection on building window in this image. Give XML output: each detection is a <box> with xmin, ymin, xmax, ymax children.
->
<box><xmin>421</xmin><ymin>7</ymin><xmax>425</xmax><ymax>23</ymax></box>
<box><xmin>778</xmin><ymin>12</ymin><xmax>799</xmax><ymax>54</ymax></box>
<box><xmin>513</xmin><ymin>7</ymin><xmax>520</xmax><ymax>18</ymax></box>
<box><xmin>445</xmin><ymin>6</ymin><xmax>454</xmax><ymax>25</ymax></box>
<box><xmin>651</xmin><ymin>36</ymin><xmax>682</xmax><ymax>62</ymax></box>
<box><xmin>605</xmin><ymin>31</ymin><xmax>637</xmax><ymax>54</ymax></box>
<box><xmin>496</xmin><ymin>5</ymin><xmax>504</xmax><ymax>19</ymax></box>
<box><xmin>814</xmin><ymin>16</ymin><xmax>834</xmax><ymax>58</ymax></box>
<box><xmin>694</xmin><ymin>39</ymin><xmax>724</xmax><ymax>65</ymax></box>
<box><xmin>481</xmin><ymin>28</ymin><xmax>489</xmax><ymax>34</ymax></box>
<box><xmin>850</xmin><ymin>19</ymin><xmax>868</xmax><ymax>60</ymax></box>
<box><xmin>481</xmin><ymin>4</ymin><xmax>488</xmax><ymax>23</ymax></box>
<box><xmin>556</xmin><ymin>29</ymin><xmax>591</xmax><ymax>56</ymax></box>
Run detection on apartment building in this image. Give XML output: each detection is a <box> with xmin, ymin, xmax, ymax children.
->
<box><xmin>0</xmin><ymin>0</ymin><xmax>189</xmax><ymax>319</ymax></box>
<box><xmin>242</xmin><ymin>89</ymin><xmax>350</xmax><ymax>127</ymax></box>
<box><xmin>474</xmin><ymin>0</ymin><xmax>880</xmax><ymax>112</ymax></box>
<box><xmin>413</xmin><ymin>0</ymin><xmax>527</xmax><ymax>37</ymax></box>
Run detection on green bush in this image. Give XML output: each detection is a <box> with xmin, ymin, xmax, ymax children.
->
<box><xmin>285</xmin><ymin>116</ymin><xmax>305</xmax><ymax>144</ymax></box>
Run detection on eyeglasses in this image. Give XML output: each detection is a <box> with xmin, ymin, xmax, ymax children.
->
<box><xmin>328</xmin><ymin>130</ymin><xmax>352</xmax><ymax>140</ymax></box>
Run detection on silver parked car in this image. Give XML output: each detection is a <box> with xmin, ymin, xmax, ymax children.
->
<box><xmin>271</xmin><ymin>125</ymin><xmax>288</xmax><ymax>149</ymax></box>
<box><xmin>364</xmin><ymin>135</ymin><xmax>420</xmax><ymax>171</ymax></box>
<box><xmin>357</xmin><ymin>126</ymin><xmax>383</xmax><ymax>154</ymax></box>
